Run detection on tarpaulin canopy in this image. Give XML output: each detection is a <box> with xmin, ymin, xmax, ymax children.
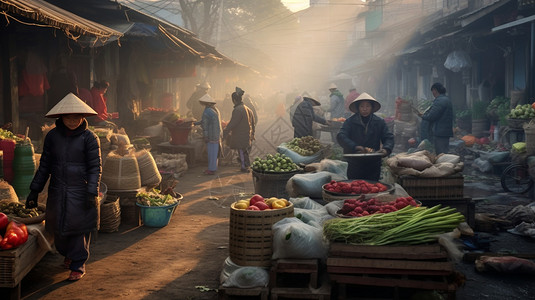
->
<box><xmin>0</xmin><ymin>0</ymin><xmax>122</xmax><ymax>44</ymax></box>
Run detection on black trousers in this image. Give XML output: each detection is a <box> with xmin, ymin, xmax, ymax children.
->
<box><xmin>55</xmin><ymin>232</ymin><xmax>91</xmax><ymax>273</ymax></box>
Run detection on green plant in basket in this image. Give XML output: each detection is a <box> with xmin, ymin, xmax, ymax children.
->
<box><xmin>455</xmin><ymin>109</ymin><xmax>471</xmax><ymax>120</ymax></box>
<box><xmin>251</xmin><ymin>153</ymin><xmax>300</xmax><ymax>173</ymax></box>
<box><xmin>472</xmin><ymin>101</ymin><xmax>488</xmax><ymax>120</ymax></box>
<box><xmin>486</xmin><ymin>96</ymin><xmax>509</xmax><ymax>120</ymax></box>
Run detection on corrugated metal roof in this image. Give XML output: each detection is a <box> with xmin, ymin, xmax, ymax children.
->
<box><xmin>0</xmin><ymin>0</ymin><xmax>122</xmax><ymax>42</ymax></box>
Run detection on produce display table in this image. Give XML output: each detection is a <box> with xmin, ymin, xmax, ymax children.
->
<box><xmin>0</xmin><ymin>233</ymin><xmax>53</xmax><ymax>300</ymax></box>
<box><xmin>156</xmin><ymin>142</ymin><xmax>196</xmax><ymax>167</ymax></box>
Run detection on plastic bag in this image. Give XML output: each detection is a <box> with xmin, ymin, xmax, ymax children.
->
<box><xmin>472</xmin><ymin>158</ymin><xmax>492</xmax><ymax>173</ymax></box>
<box><xmin>287</xmin><ymin>171</ymin><xmax>331</xmax><ymax>199</ymax></box>
<box><xmin>222</xmin><ymin>267</ymin><xmax>269</xmax><ymax>288</ymax></box>
<box><xmin>317</xmin><ymin>159</ymin><xmax>348</xmax><ymax>179</ymax></box>
<box><xmin>444</xmin><ymin>50</ymin><xmax>471</xmax><ymax>72</ymax></box>
<box><xmin>277</xmin><ymin>143</ymin><xmax>324</xmax><ymax>165</ymax></box>
<box><xmin>289</xmin><ymin>197</ymin><xmax>325</xmax><ymax>210</ymax></box>
<box><xmin>272</xmin><ymin>217</ymin><xmax>328</xmax><ymax>260</ymax></box>
<box><xmin>294</xmin><ymin>207</ymin><xmax>334</xmax><ymax>228</ymax></box>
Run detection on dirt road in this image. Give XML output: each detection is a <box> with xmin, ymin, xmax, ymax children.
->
<box><xmin>21</xmin><ymin>164</ymin><xmax>251</xmax><ymax>300</ymax></box>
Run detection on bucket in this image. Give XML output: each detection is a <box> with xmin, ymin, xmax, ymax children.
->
<box><xmin>471</xmin><ymin>119</ymin><xmax>489</xmax><ymax>138</ymax></box>
<box><xmin>251</xmin><ymin>170</ymin><xmax>300</xmax><ymax>199</ymax></box>
<box><xmin>229</xmin><ymin>202</ymin><xmax>293</xmax><ymax>267</ymax></box>
<box><xmin>165</xmin><ymin>121</ymin><xmax>194</xmax><ymax>145</ymax></box>
<box><xmin>524</xmin><ymin>120</ymin><xmax>535</xmax><ymax>155</ymax></box>
<box><xmin>137</xmin><ymin>201</ymin><xmax>179</xmax><ymax>227</ymax></box>
<box><xmin>12</xmin><ymin>142</ymin><xmax>36</xmax><ymax>199</ymax></box>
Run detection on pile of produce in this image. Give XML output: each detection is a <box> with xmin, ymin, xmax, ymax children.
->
<box><xmin>162</xmin><ymin>113</ymin><xmax>193</xmax><ymax>125</ymax></box>
<box><xmin>0</xmin><ymin>213</ymin><xmax>28</xmax><ymax>249</ymax></box>
<box><xmin>286</xmin><ymin>136</ymin><xmax>322</xmax><ymax>156</ymax></box>
<box><xmin>251</xmin><ymin>153</ymin><xmax>300</xmax><ymax>173</ymax></box>
<box><xmin>233</xmin><ymin>194</ymin><xmax>290</xmax><ymax>211</ymax></box>
<box><xmin>0</xmin><ymin>128</ymin><xmax>24</xmax><ymax>142</ymax></box>
<box><xmin>323</xmin><ymin>180</ymin><xmax>389</xmax><ymax>195</ymax></box>
<box><xmin>331</xmin><ymin>117</ymin><xmax>346</xmax><ymax>122</ymax></box>
<box><xmin>324</xmin><ymin>205</ymin><xmax>464</xmax><ymax>245</ymax></box>
<box><xmin>0</xmin><ymin>201</ymin><xmax>43</xmax><ymax>218</ymax></box>
<box><xmin>486</xmin><ymin>96</ymin><xmax>510</xmax><ymax>121</ymax></box>
<box><xmin>338</xmin><ymin>196</ymin><xmax>419</xmax><ymax>217</ymax></box>
<box><xmin>508</xmin><ymin>104</ymin><xmax>535</xmax><ymax>119</ymax></box>
<box><xmin>136</xmin><ymin>188</ymin><xmax>180</xmax><ymax>207</ymax></box>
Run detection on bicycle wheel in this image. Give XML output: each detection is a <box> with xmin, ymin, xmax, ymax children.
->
<box><xmin>500</xmin><ymin>164</ymin><xmax>534</xmax><ymax>193</ymax></box>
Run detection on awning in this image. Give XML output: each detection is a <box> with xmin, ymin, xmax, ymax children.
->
<box><xmin>492</xmin><ymin>14</ymin><xmax>535</xmax><ymax>32</ymax></box>
<box><xmin>458</xmin><ymin>0</ymin><xmax>511</xmax><ymax>27</ymax></box>
<box><xmin>0</xmin><ymin>0</ymin><xmax>122</xmax><ymax>43</ymax></box>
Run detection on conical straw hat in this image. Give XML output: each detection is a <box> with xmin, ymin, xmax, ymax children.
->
<box><xmin>198</xmin><ymin>94</ymin><xmax>216</xmax><ymax>104</ymax></box>
<box><xmin>349</xmin><ymin>92</ymin><xmax>381</xmax><ymax>113</ymax></box>
<box><xmin>45</xmin><ymin>93</ymin><xmax>98</xmax><ymax>118</ymax></box>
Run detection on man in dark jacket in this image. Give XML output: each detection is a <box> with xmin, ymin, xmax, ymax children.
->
<box><xmin>223</xmin><ymin>87</ymin><xmax>255</xmax><ymax>172</ymax></box>
<box><xmin>337</xmin><ymin>92</ymin><xmax>394</xmax><ymax>181</ymax></box>
<box><xmin>292</xmin><ymin>97</ymin><xmax>328</xmax><ymax>138</ymax></box>
<box><xmin>419</xmin><ymin>82</ymin><xmax>453</xmax><ymax>154</ymax></box>
<box><xmin>26</xmin><ymin>93</ymin><xmax>101</xmax><ymax>281</ymax></box>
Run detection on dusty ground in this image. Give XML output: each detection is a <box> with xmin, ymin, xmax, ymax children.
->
<box><xmin>15</xmin><ymin>140</ymin><xmax>535</xmax><ymax>299</ymax></box>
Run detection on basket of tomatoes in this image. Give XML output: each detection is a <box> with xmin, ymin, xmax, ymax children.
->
<box><xmin>322</xmin><ymin>179</ymin><xmax>394</xmax><ymax>202</ymax></box>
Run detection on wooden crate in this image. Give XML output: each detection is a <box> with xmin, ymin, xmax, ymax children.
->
<box><xmin>269</xmin><ymin>259</ymin><xmax>331</xmax><ymax>300</ymax></box>
<box><xmin>270</xmin><ymin>259</ymin><xmax>319</xmax><ymax>289</ymax></box>
<box><xmin>327</xmin><ymin>243</ymin><xmax>458</xmax><ymax>299</ymax></box>
<box><xmin>0</xmin><ymin>234</ymin><xmax>52</xmax><ymax>300</ymax></box>
<box><xmin>398</xmin><ymin>174</ymin><xmax>464</xmax><ymax>199</ymax></box>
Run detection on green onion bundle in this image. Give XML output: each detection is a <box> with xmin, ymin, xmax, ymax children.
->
<box><xmin>323</xmin><ymin>205</ymin><xmax>465</xmax><ymax>245</ymax></box>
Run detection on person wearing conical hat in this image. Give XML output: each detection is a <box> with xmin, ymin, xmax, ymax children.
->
<box><xmin>196</xmin><ymin>94</ymin><xmax>222</xmax><ymax>175</ymax></box>
<box><xmin>337</xmin><ymin>92</ymin><xmax>394</xmax><ymax>181</ymax></box>
<box><xmin>186</xmin><ymin>81</ymin><xmax>211</xmax><ymax>121</ymax></box>
<box><xmin>26</xmin><ymin>93</ymin><xmax>101</xmax><ymax>281</ymax></box>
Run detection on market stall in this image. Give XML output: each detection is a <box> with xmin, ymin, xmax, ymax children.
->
<box><xmin>219</xmin><ymin>136</ymin><xmax>469</xmax><ymax>299</ymax></box>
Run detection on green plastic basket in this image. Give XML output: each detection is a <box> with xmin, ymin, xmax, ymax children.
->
<box><xmin>136</xmin><ymin>201</ymin><xmax>179</xmax><ymax>227</ymax></box>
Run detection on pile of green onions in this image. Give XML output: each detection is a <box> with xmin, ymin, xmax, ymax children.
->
<box><xmin>323</xmin><ymin>205</ymin><xmax>465</xmax><ymax>245</ymax></box>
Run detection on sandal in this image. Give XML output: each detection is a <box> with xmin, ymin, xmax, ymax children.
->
<box><xmin>63</xmin><ymin>258</ymin><xmax>72</xmax><ymax>269</ymax></box>
<box><xmin>68</xmin><ymin>271</ymin><xmax>85</xmax><ymax>281</ymax></box>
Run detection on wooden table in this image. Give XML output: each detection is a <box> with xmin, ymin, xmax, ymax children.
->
<box><xmin>0</xmin><ymin>233</ymin><xmax>53</xmax><ymax>300</ymax></box>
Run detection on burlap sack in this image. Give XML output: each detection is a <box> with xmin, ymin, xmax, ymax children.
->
<box><xmin>135</xmin><ymin>150</ymin><xmax>162</xmax><ymax>187</ymax></box>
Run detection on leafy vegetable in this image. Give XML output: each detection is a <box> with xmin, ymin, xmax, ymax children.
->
<box><xmin>136</xmin><ymin>188</ymin><xmax>179</xmax><ymax>206</ymax></box>
<box><xmin>323</xmin><ymin>205</ymin><xmax>464</xmax><ymax>245</ymax></box>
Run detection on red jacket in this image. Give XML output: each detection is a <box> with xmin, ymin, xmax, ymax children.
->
<box><xmin>90</xmin><ymin>87</ymin><xmax>108</xmax><ymax>122</ymax></box>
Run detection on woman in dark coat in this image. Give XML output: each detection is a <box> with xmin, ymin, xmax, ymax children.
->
<box><xmin>337</xmin><ymin>92</ymin><xmax>394</xmax><ymax>181</ymax></box>
<box><xmin>292</xmin><ymin>97</ymin><xmax>328</xmax><ymax>138</ymax></box>
<box><xmin>223</xmin><ymin>87</ymin><xmax>255</xmax><ymax>172</ymax></box>
<box><xmin>26</xmin><ymin>93</ymin><xmax>101</xmax><ymax>281</ymax></box>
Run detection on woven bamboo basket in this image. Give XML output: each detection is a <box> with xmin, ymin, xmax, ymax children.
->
<box><xmin>99</xmin><ymin>195</ymin><xmax>121</xmax><ymax>233</ymax></box>
<box><xmin>507</xmin><ymin>118</ymin><xmax>530</xmax><ymax>129</ymax></box>
<box><xmin>229</xmin><ymin>202</ymin><xmax>294</xmax><ymax>267</ymax></box>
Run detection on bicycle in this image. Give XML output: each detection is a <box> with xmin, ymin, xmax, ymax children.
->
<box><xmin>500</xmin><ymin>162</ymin><xmax>534</xmax><ymax>194</ymax></box>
